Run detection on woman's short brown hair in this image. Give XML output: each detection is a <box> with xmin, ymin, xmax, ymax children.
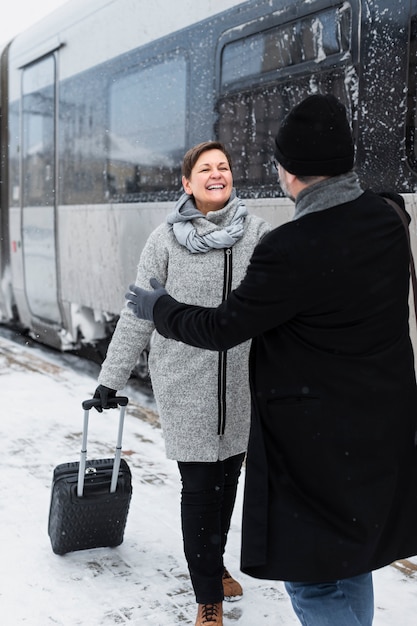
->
<box><xmin>182</xmin><ymin>141</ymin><xmax>233</xmax><ymax>180</ymax></box>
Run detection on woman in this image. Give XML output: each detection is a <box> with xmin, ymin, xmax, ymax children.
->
<box><xmin>93</xmin><ymin>141</ymin><xmax>270</xmax><ymax>626</ymax></box>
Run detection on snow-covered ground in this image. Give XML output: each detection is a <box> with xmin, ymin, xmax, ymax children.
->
<box><xmin>1</xmin><ymin>332</ymin><xmax>417</xmax><ymax>625</ymax></box>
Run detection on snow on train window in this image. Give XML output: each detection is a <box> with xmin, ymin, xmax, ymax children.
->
<box><xmin>220</xmin><ymin>6</ymin><xmax>351</xmax><ymax>89</ymax></box>
<box><xmin>107</xmin><ymin>55</ymin><xmax>187</xmax><ymax>201</ymax></box>
<box><xmin>217</xmin><ymin>4</ymin><xmax>354</xmax><ymax>196</ymax></box>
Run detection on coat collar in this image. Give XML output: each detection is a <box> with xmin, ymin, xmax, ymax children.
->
<box><xmin>293</xmin><ymin>172</ymin><xmax>363</xmax><ymax>221</ymax></box>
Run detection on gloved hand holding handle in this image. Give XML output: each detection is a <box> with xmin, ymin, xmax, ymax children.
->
<box><xmin>93</xmin><ymin>384</ymin><xmax>117</xmax><ymax>412</ymax></box>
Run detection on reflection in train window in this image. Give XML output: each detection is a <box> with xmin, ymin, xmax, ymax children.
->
<box><xmin>220</xmin><ymin>6</ymin><xmax>351</xmax><ymax>89</ymax></box>
<box><xmin>107</xmin><ymin>55</ymin><xmax>187</xmax><ymax>201</ymax></box>
<box><xmin>22</xmin><ymin>56</ymin><xmax>56</xmax><ymax>208</ymax></box>
<box><xmin>217</xmin><ymin>5</ymin><xmax>354</xmax><ymax>196</ymax></box>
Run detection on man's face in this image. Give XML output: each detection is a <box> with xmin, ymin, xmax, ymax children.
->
<box><xmin>278</xmin><ymin>164</ymin><xmax>295</xmax><ymax>202</ymax></box>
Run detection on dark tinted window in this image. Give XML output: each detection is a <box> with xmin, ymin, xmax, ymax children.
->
<box><xmin>59</xmin><ymin>52</ymin><xmax>187</xmax><ymax>204</ymax></box>
<box><xmin>221</xmin><ymin>7</ymin><xmax>351</xmax><ymax>89</ymax></box>
<box><xmin>107</xmin><ymin>55</ymin><xmax>187</xmax><ymax>200</ymax></box>
<box><xmin>59</xmin><ymin>70</ymin><xmax>107</xmax><ymax>205</ymax></box>
<box><xmin>217</xmin><ymin>5</ymin><xmax>354</xmax><ymax>196</ymax></box>
<box><xmin>22</xmin><ymin>56</ymin><xmax>56</xmax><ymax>207</ymax></box>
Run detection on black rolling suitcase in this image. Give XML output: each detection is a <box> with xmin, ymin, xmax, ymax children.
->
<box><xmin>48</xmin><ymin>396</ymin><xmax>132</xmax><ymax>555</ymax></box>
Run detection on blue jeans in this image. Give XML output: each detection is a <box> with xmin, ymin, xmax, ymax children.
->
<box><xmin>285</xmin><ymin>572</ymin><xmax>374</xmax><ymax>626</ymax></box>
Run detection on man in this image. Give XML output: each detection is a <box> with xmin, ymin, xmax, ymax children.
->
<box><xmin>126</xmin><ymin>95</ymin><xmax>417</xmax><ymax>625</ymax></box>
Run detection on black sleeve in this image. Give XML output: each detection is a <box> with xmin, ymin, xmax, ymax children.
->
<box><xmin>153</xmin><ymin>229</ymin><xmax>300</xmax><ymax>350</ymax></box>
<box><xmin>153</xmin><ymin>293</ymin><xmax>253</xmax><ymax>351</ymax></box>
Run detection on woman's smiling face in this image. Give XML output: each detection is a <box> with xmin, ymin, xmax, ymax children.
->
<box><xmin>182</xmin><ymin>148</ymin><xmax>233</xmax><ymax>214</ymax></box>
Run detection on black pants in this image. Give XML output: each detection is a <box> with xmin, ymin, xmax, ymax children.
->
<box><xmin>177</xmin><ymin>452</ymin><xmax>245</xmax><ymax>604</ymax></box>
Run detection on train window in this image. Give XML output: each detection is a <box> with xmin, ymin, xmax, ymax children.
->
<box><xmin>22</xmin><ymin>56</ymin><xmax>56</xmax><ymax>207</ymax></box>
<box><xmin>107</xmin><ymin>55</ymin><xmax>187</xmax><ymax>201</ymax></box>
<box><xmin>217</xmin><ymin>5</ymin><xmax>354</xmax><ymax>196</ymax></box>
<box><xmin>217</xmin><ymin>73</ymin><xmax>351</xmax><ymax>196</ymax></box>
<box><xmin>220</xmin><ymin>7</ymin><xmax>351</xmax><ymax>90</ymax></box>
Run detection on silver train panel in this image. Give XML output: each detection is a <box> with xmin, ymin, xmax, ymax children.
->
<box><xmin>1</xmin><ymin>0</ymin><xmax>417</xmax><ymax>366</ymax></box>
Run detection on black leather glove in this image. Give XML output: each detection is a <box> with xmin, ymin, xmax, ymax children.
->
<box><xmin>125</xmin><ymin>278</ymin><xmax>167</xmax><ymax>321</ymax></box>
<box><xmin>93</xmin><ymin>384</ymin><xmax>117</xmax><ymax>412</ymax></box>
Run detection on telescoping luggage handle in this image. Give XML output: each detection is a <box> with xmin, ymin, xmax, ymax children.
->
<box><xmin>78</xmin><ymin>396</ymin><xmax>129</xmax><ymax>498</ymax></box>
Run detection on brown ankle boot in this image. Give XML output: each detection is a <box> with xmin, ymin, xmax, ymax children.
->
<box><xmin>222</xmin><ymin>567</ymin><xmax>243</xmax><ymax>601</ymax></box>
<box><xmin>195</xmin><ymin>602</ymin><xmax>223</xmax><ymax>625</ymax></box>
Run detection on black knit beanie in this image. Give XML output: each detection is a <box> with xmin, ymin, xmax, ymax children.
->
<box><xmin>274</xmin><ymin>94</ymin><xmax>354</xmax><ymax>176</ymax></box>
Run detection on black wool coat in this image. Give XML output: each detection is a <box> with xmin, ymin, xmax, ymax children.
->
<box><xmin>153</xmin><ymin>189</ymin><xmax>417</xmax><ymax>582</ymax></box>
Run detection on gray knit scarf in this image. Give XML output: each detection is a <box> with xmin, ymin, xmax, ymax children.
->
<box><xmin>167</xmin><ymin>189</ymin><xmax>248</xmax><ymax>253</ymax></box>
<box><xmin>293</xmin><ymin>171</ymin><xmax>364</xmax><ymax>220</ymax></box>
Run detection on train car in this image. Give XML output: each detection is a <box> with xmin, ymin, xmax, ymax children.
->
<box><xmin>1</xmin><ymin>0</ymin><xmax>417</xmax><ymax>373</ymax></box>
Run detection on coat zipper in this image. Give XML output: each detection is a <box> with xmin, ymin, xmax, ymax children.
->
<box><xmin>218</xmin><ymin>248</ymin><xmax>233</xmax><ymax>436</ymax></box>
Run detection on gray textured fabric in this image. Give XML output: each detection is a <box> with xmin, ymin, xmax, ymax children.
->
<box><xmin>167</xmin><ymin>189</ymin><xmax>248</xmax><ymax>252</ymax></box>
<box><xmin>98</xmin><ymin>197</ymin><xmax>271</xmax><ymax>462</ymax></box>
<box><xmin>293</xmin><ymin>172</ymin><xmax>363</xmax><ymax>220</ymax></box>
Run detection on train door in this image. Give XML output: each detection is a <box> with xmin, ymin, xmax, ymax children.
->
<box><xmin>21</xmin><ymin>54</ymin><xmax>61</xmax><ymax>324</ymax></box>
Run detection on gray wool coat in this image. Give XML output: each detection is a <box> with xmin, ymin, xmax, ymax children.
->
<box><xmin>98</xmin><ymin>197</ymin><xmax>270</xmax><ymax>461</ymax></box>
